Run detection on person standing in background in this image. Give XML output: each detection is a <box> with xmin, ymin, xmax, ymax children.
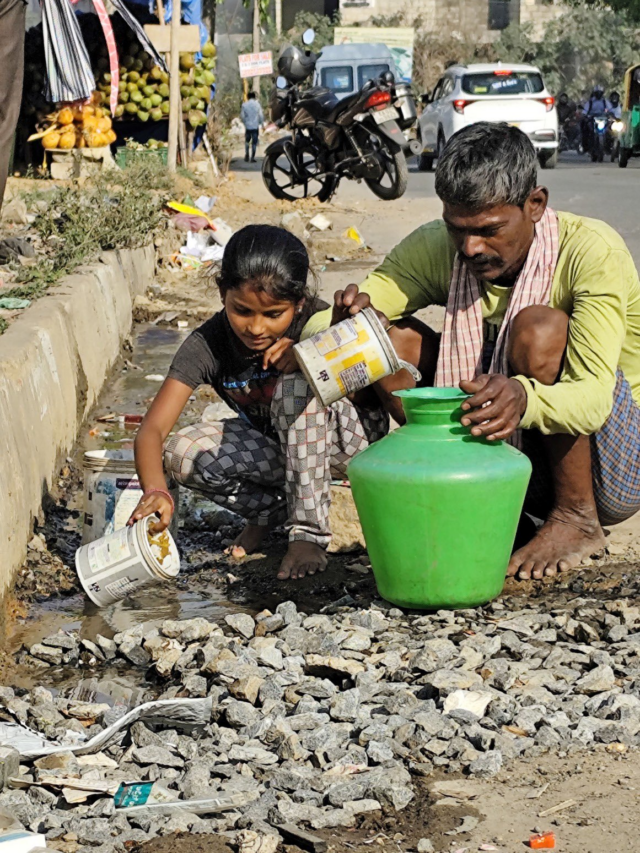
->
<box><xmin>240</xmin><ymin>91</ymin><xmax>264</xmax><ymax>163</ymax></box>
<box><xmin>0</xmin><ymin>0</ymin><xmax>26</xmax><ymax>212</ymax></box>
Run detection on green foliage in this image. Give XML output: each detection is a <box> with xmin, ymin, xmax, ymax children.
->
<box><xmin>568</xmin><ymin>0</ymin><xmax>640</xmax><ymax>24</ymax></box>
<box><xmin>495</xmin><ymin>7</ymin><xmax>640</xmax><ymax>98</ymax></box>
<box><xmin>374</xmin><ymin>4</ymin><xmax>639</xmax><ymax>99</ymax></box>
<box><xmin>4</xmin><ymin>162</ymin><xmax>169</xmax><ymax>306</ymax></box>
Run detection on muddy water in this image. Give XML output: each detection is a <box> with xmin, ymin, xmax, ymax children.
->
<box><xmin>10</xmin><ymin>323</ymin><xmax>252</xmax><ymax>662</ymax></box>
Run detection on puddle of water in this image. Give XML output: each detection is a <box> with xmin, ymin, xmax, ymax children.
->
<box><xmin>11</xmin><ymin>322</ymin><xmax>251</xmax><ymax>659</ymax></box>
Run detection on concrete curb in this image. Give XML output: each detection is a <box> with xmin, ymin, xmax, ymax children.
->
<box><xmin>0</xmin><ymin>245</ymin><xmax>155</xmax><ymax>593</ymax></box>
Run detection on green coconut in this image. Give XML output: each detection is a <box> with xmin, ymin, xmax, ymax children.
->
<box><xmin>187</xmin><ymin>109</ymin><xmax>207</xmax><ymax>128</ymax></box>
<box><xmin>124</xmin><ymin>102</ymin><xmax>138</xmax><ymax>114</ymax></box>
<box><xmin>114</xmin><ymin>104</ymin><xmax>125</xmax><ymax>118</ymax></box>
<box><xmin>161</xmin><ymin>101</ymin><xmax>170</xmax><ymax>115</ymax></box>
<box><xmin>149</xmin><ymin>66</ymin><xmax>163</xmax><ymax>82</ymax></box>
<box><xmin>140</xmin><ymin>97</ymin><xmax>152</xmax><ymax>111</ymax></box>
<box><xmin>179</xmin><ymin>52</ymin><xmax>195</xmax><ymax>71</ymax></box>
<box><xmin>158</xmin><ymin>83</ymin><xmax>170</xmax><ymax>98</ymax></box>
<box><xmin>143</xmin><ymin>85</ymin><xmax>156</xmax><ymax>97</ymax></box>
<box><xmin>180</xmin><ymin>84</ymin><xmax>191</xmax><ymax>98</ymax></box>
<box><xmin>137</xmin><ymin>109</ymin><xmax>150</xmax><ymax>122</ymax></box>
<box><xmin>128</xmin><ymin>71</ymin><xmax>141</xmax><ymax>84</ymax></box>
<box><xmin>202</xmin><ymin>41</ymin><xmax>216</xmax><ymax>58</ymax></box>
<box><xmin>130</xmin><ymin>90</ymin><xmax>144</xmax><ymax>104</ymax></box>
<box><xmin>150</xmin><ymin>93</ymin><xmax>163</xmax><ymax>107</ymax></box>
<box><xmin>150</xmin><ymin>107</ymin><xmax>163</xmax><ymax>121</ymax></box>
<box><xmin>119</xmin><ymin>91</ymin><xmax>130</xmax><ymax>103</ymax></box>
<box><xmin>122</xmin><ymin>55</ymin><xmax>135</xmax><ymax>70</ymax></box>
<box><xmin>202</xmin><ymin>70</ymin><xmax>215</xmax><ymax>86</ymax></box>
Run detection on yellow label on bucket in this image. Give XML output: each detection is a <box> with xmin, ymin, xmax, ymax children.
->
<box><xmin>313</xmin><ymin>323</ymin><xmax>358</xmax><ymax>356</ymax></box>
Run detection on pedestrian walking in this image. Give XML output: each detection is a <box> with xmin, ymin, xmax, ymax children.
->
<box><xmin>240</xmin><ymin>91</ymin><xmax>264</xmax><ymax>163</ymax></box>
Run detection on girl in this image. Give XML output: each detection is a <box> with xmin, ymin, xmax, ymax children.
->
<box><xmin>129</xmin><ymin>224</ymin><xmax>389</xmax><ymax>580</ymax></box>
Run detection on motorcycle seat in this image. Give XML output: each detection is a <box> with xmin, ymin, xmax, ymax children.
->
<box><xmin>295</xmin><ymin>87</ymin><xmax>340</xmax><ymax>120</ymax></box>
<box><xmin>326</xmin><ymin>91</ymin><xmax>364</xmax><ymax>122</ymax></box>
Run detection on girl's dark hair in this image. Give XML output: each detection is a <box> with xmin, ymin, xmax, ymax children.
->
<box><xmin>217</xmin><ymin>224</ymin><xmax>312</xmax><ymax>303</ymax></box>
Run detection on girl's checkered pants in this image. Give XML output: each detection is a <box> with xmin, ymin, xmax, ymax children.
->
<box><xmin>164</xmin><ymin>373</ymin><xmax>389</xmax><ymax>548</ymax></box>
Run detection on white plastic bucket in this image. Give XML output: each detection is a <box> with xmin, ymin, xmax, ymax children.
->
<box><xmin>82</xmin><ymin>449</ymin><xmax>179</xmax><ymax>545</ymax></box>
<box><xmin>293</xmin><ymin>307</ymin><xmax>421</xmax><ymax>407</ymax></box>
<box><xmin>75</xmin><ymin>516</ymin><xmax>180</xmax><ymax>608</ymax></box>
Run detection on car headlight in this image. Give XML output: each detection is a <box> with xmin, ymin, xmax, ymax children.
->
<box><xmin>612</xmin><ymin>120</ymin><xmax>625</xmax><ymax>133</ymax></box>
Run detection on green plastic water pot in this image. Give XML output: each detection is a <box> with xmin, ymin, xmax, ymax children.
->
<box><xmin>348</xmin><ymin>387</ymin><xmax>532</xmax><ymax>609</ymax></box>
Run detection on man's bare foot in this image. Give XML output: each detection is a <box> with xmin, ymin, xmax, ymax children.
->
<box><xmin>225</xmin><ymin>523</ymin><xmax>268</xmax><ymax>560</ymax></box>
<box><xmin>278</xmin><ymin>541</ymin><xmax>327</xmax><ymax>580</ymax></box>
<box><xmin>508</xmin><ymin>507</ymin><xmax>606</xmax><ymax>580</ymax></box>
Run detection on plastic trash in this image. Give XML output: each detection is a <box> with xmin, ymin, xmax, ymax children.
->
<box><xmin>0</xmin><ymin>298</ymin><xmax>30</xmax><ymax>310</ymax></box>
<box><xmin>117</xmin><ymin>790</ymin><xmax>259</xmax><ymax>816</ymax></box>
<box><xmin>309</xmin><ymin>213</ymin><xmax>332</xmax><ymax>231</ymax></box>
<box><xmin>0</xmin><ymin>696</ymin><xmax>213</xmax><ymax>759</ymax></box>
<box><xmin>195</xmin><ymin>195</ymin><xmax>217</xmax><ymax>213</ymax></box>
<box><xmin>529</xmin><ymin>832</ymin><xmax>556</xmax><ymax>849</ymax></box>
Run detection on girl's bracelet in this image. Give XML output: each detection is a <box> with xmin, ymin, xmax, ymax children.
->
<box><xmin>143</xmin><ymin>489</ymin><xmax>175</xmax><ymax>513</ymax></box>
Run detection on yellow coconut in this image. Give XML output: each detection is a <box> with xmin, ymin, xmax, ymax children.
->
<box><xmin>58</xmin><ymin>129</ymin><xmax>77</xmax><ymax>149</ymax></box>
<box><xmin>105</xmin><ymin>129</ymin><xmax>117</xmax><ymax>144</ymax></box>
<box><xmin>96</xmin><ymin>116</ymin><xmax>112</xmax><ymax>133</ymax></box>
<box><xmin>57</xmin><ymin>107</ymin><xmax>74</xmax><ymax>125</ymax></box>
<box><xmin>42</xmin><ymin>131</ymin><xmax>61</xmax><ymax>149</ymax></box>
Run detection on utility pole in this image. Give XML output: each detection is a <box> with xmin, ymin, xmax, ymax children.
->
<box><xmin>275</xmin><ymin>0</ymin><xmax>282</xmax><ymax>35</ymax></box>
<box><xmin>252</xmin><ymin>0</ymin><xmax>260</xmax><ymax>96</ymax></box>
<box><xmin>167</xmin><ymin>0</ymin><xmax>182</xmax><ymax>171</ymax></box>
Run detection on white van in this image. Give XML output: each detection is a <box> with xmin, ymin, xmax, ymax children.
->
<box><xmin>313</xmin><ymin>44</ymin><xmax>399</xmax><ymax>101</ymax></box>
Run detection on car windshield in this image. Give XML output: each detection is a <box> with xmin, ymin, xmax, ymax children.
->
<box><xmin>320</xmin><ymin>66</ymin><xmax>354</xmax><ymax>93</ymax></box>
<box><xmin>357</xmin><ymin>64</ymin><xmax>390</xmax><ymax>89</ymax></box>
<box><xmin>462</xmin><ymin>71</ymin><xmax>544</xmax><ymax>96</ymax></box>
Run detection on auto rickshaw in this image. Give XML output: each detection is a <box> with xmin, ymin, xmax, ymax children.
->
<box><xmin>618</xmin><ymin>63</ymin><xmax>640</xmax><ymax>167</ymax></box>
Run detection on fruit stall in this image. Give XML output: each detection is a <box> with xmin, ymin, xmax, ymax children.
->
<box><xmin>17</xmin><ymin>6</ymin><xmax>216</xmax><ymax>170</ymax></box>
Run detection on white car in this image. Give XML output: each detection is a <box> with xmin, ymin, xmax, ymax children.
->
<box><xmin>417</xmin><ymin>62</ymin><xmax>559</xmax><ymax>170</ymax></box>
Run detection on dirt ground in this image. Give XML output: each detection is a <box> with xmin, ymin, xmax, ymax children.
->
<box><xmin>134</xmin><ymin>749</ymin><xmax>640</xmax><ymax>853</ymax></box>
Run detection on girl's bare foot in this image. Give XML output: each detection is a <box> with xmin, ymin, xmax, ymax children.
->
<box><xmin>278</xmin><ymin>541</ymin><xmax>327</xmax><ymax>580</ymax></box>
<box><xmin>225</xmin><ymin>523</ymin><xmax>268</xmax><ymax>559</ymax></box>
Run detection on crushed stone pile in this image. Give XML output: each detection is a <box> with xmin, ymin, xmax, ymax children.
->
<box><xmin>5</xmin><ymin>595</ymin><xmax>640</xmax><ymax>851</ymax></box>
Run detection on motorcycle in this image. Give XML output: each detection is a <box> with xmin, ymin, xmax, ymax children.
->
<box><xmin>559</xmin><ymin>112</ymin><xmax>582</xmax><ymax>153</ymax></box>
<box><xmin>588</xmin><ymin>114</ymin><xmax>613</xmax><ymax>162</ymax></box>
<box><xmin>262</xmin><ymin>29</ymin><xmax>419</xmax><ymax>203</ymax></box>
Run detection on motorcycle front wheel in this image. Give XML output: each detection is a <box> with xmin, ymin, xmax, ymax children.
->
<box><xmin>365</xmin><ymin>147</ymin><xmax>408</xmax><ymax>200</ymax></box>
<box><xmin>262</xmin><ymin>146</ymin><xmax>336</xmax><ymax>202</ymax></box>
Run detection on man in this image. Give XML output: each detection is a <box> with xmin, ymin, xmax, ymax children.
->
<box><xmin>609</xmin><ymin>91</ymin><xmax>622</xmax><ymax>120</ymax></box>
<box><xmin>0</xmin><ymin>0</ymin><xmax>26</xmax><ymax>212</ymax></box>
<box><xmin>582</xmin><ymin>86</ymin><xmax>612</xmax><ymax>153</ymax></box>
<box><xmin>240</xmin><ymin>91</ymin><xmax>264</xmax><ymax>163</ymax></box>
<box><xmin>305</xmin><ymin>123</ymin><xmax>640</xmax><ymax>581</ymax></box>
<box><xmin>556</xmin><ymin>92</ymin><xmax>576</xmax><ymax>125</ymax></box>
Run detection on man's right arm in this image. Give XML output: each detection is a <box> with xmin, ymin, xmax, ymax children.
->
<box><xmin>302</xmin><ymin>220</ymin><xmax>454</xmax><ymax>338</ymax></box>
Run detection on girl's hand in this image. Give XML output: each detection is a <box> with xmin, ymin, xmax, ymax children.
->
<box><xmin>128</xmin><ymin>492</ymin><xmax>174</xmax><ymax>533</ymax></box>
<box><xmin>263</xmin><ymin>337</ymin><xmax>298</xmax><ymax>373</ymax></box>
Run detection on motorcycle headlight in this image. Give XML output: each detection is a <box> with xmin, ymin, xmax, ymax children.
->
<box><xmin>612</xmin><ymin>120</ymin><xmax>625</xmax><ymax>133</ymax></box>
<box><xmin>595</xmin><ymin>119</ymin><xmax>606</xmax><ymax>129</ymax></box>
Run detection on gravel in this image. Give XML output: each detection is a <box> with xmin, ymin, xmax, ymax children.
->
<box><xmin>7</xmin><ymin>594</ymin><xmax>640</xmax><ymax>847</ymax></box>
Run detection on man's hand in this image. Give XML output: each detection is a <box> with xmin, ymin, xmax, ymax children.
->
<box><xmin>263</xmin><ymin>337</ymin><xmax>298</xmax><ymax>373</ymax></box>
<box><xmin>459</xmin><ymin>374</ymin><xmax>527</xmax><ymax>441</ymax></box>
<box><xmin>332</xmin><ymin>284</ymin><xmax>389</xmax><ymax>328</ymax></box>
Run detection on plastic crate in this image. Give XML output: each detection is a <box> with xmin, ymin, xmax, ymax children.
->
<box><xmin>115</xmin><ymin>145</ymin><xmax>169</xmax><ymax>169</ymax></box>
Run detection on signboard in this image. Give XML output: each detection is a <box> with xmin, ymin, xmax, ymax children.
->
<box><xmin>333</xmin><ymin>27</ymin><xmax>415</xmax><ymax>83</ymax></box>
<box><xmin>238</xmin><ymin>52</ymin><xmax>274</xmax><ymax>79</ymax></box>
<box><xmin>144</xmin><ymin>25</ymin><xmax>201</xmax><ymax>53</ymax></box>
